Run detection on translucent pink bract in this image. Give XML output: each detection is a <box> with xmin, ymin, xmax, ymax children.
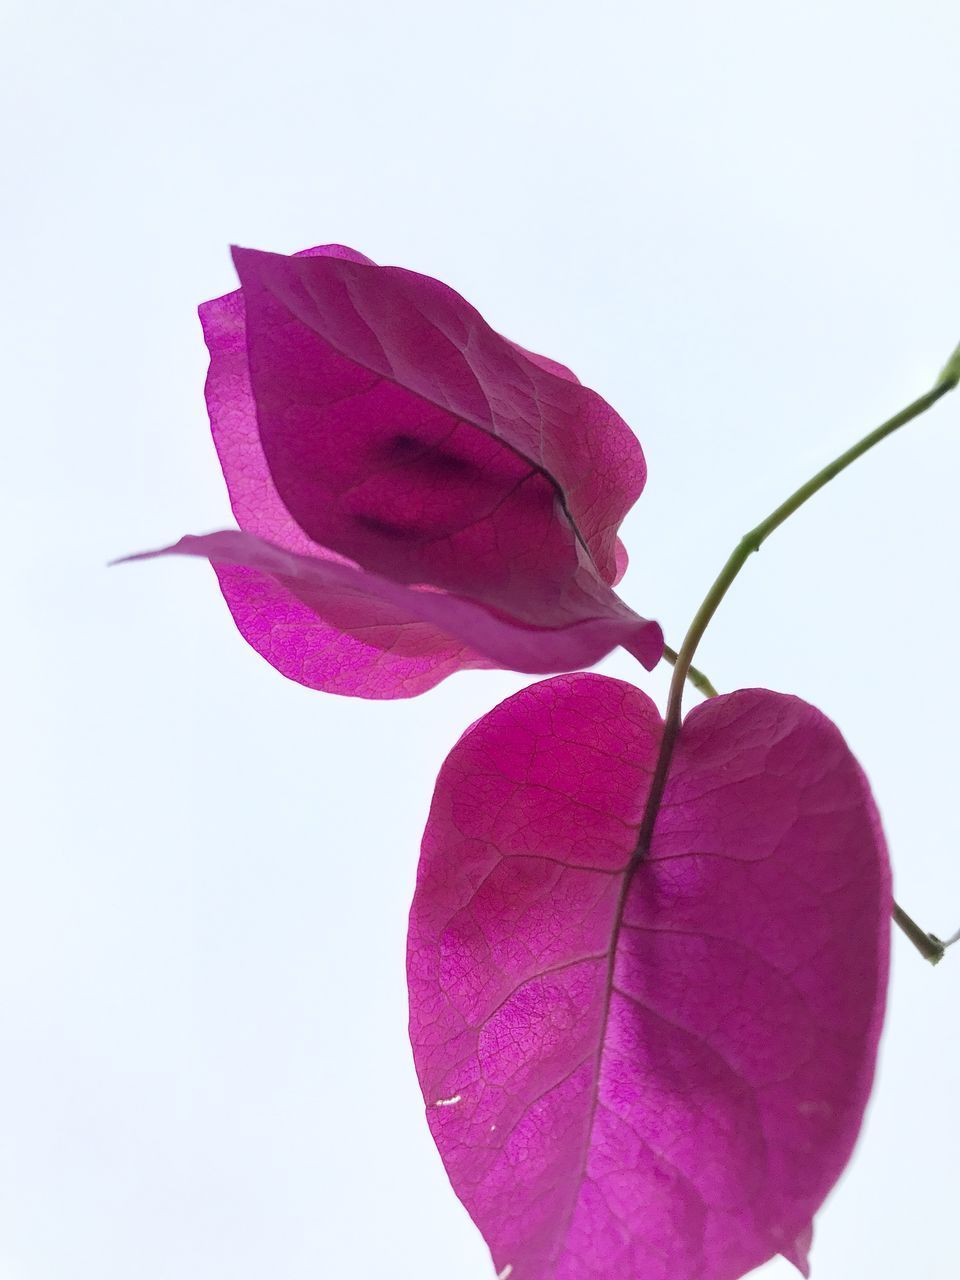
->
<box><xmin>408</xmin><ymin>674</ymin><xmax>891</xmax><ymax>1279</ymax></box>
<box><xmin>145</xmin><ymin>245</ymin><xmax>661</xmax><ymax>698</ymax></box>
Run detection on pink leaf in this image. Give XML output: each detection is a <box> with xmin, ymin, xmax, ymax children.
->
<box><xmin>132</xmin><ymin>245</ymin><xmax>660</xmax><ymax>698</ymax></box>
<box><xmin>408</xmin><ymin>674</ymin><xmax>891</xmax><ymax>1279</ymax></box>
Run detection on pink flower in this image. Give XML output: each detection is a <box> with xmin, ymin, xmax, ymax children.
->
<box><xmin>134</xmin><ymin>245</ymin><xmax>662</xmax><ymax>698</ymax></box>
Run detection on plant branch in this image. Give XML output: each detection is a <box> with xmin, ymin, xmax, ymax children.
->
<box><xmin>893</xmin><ymin>903</ymin><xmax>944</xmax><ymax>966</ymax></box>
<box><xmin>662</xmin><ymin>644</ymin><xmax>718</xmax><ymax>698</ymax></box>
<box><xmin>664</xmin><ymin>373</ymin><xmax>957</xmax><ymax>737</ymax></box>
<box><xmin>652</xmin><ymin>351</ymin><xmax>959</xmax><ymax>963</ymax></box>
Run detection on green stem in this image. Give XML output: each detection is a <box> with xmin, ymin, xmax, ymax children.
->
<box><xmin>653</xmin><ymin>357</ymin><xmax>959</xmax><ymax>961</ymax></box>
<box><xmin>662</xmin><ymin>644</ymin><xmax>719</xmax><ymax>698</ymax></box>
<box><xmin>665</xmin><ymin>376</ymin><xmax>956</xmax><ymax>734</ymax></box>
<box><xmin>893</xmin><ymin>903</ymin><xmax>944</xmax><ymax>966</ymax></box>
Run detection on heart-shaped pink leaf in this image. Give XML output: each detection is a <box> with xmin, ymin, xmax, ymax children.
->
<box><xmin>408</xmin><ymin>674</ymin><xmax>891</xmax><ymax>1279</ymax></box>
<box><xmin>132</xmin><ymin>245</ymin><xmax>660</xmax><ymax>698</ymax></box>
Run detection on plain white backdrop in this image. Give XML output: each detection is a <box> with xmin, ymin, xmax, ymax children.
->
<box><xmin>2</xmin><ymin>2</ymin><xmax>958</xmax><ymax>1277</ymax></box>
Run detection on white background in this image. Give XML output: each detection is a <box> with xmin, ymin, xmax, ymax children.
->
<box><xmin>2</xmin><ymin>2</ymin><xmax>958</xmax><ymax>1277</ymax></box>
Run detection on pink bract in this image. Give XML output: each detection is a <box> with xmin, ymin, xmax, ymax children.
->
<box><xmin>140</xmin><ymin>245</ymin><xmax>661</xmax><ymax>698</ymax></box>
<box><xmin>407</xmin><ymin>674</ymin><xmax>891</xmax><ymax>1279</ymax></box>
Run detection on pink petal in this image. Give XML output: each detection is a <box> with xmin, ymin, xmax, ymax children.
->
<box><xmin>125</xmin><ymin>533</ymin><xmax>663</xmax><ymax>690</ymax></box>
<box><xmin>198</xmin><ymin>250</ymin><xmax>492</xmax><ymax>696</ymax></box>
<box><xmin>504</xmin><ymin>340</ymin><xmax>581</xmax><ymax>385</ymax></box>
<box><xmin>213</xmin><ymin>563</ymin><xmax>493</xmax><ymax>699</ymax></box>
<box><xmin>612</xmin><ymin>538</ymin><xmax>630</xmax><ymax>586</ymax></box>
<box><xmin>229</xmin><ymin>245</ymin><xmax>645</xmax><ymax>594</ymax></box>
<box><xmin>407</xmin><ymin>674</ymin><xmax>890</xmax><ymax>1279</ymax></box>
<box><xmin>499</xmin><ymin>344</ymin><xmax>630</xmax><ymax>603</ymax></box>
<box><xmin>197</xmin><ymin>245</ymin><xmax>657</xmax><ymax>693</ymax></box>
<box><xmin>200</xmin><ymin>245</ymin><xmax>376</xmax><ymax>555</ymax></box>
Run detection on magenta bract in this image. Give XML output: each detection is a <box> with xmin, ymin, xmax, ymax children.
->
<box><xmin>408</xmin><ymin>674</ymin><xmax>891</xmax><ymax>1279</ymax></box>
<box><xmin>142</xmin><ymin>245</ymin><xmax>661</xmax><ymax>698</ymax></box>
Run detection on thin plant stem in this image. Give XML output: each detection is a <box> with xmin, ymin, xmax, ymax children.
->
<box><xmin>893</xmin><ymin>903</ymin><xmax>944</xmax><ymax>966</ymax></box>
<box><xmin>665</xmin><ymin>377</ymin><xmax>956</xmax><ymax>729</ymax></box>
<box><xmin>661</xmin><ymin>644</ymin><xmax>719</xmax><ymax>698</ymax></box>
<box><xmin>651</xmin><ymin>353</ymin><xmax>959</xmax><ymax>962</ymax></box>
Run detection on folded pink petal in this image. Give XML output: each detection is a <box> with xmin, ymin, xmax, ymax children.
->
<box><xmin>198</xmin><ymin>247</ymin><xmax>494</xmax><ymax>696</ymax></box>
<box><xmin>612</xmin><ymin>537</ymin><xmax>630</xmax><ymax>586</ymax></box>
<box><xmin>199</xmin><ymin>245</ymin><xmax>375</xmax><ymax>555</ymax></box>
<box><xmin>408</xmin><ymin>674</ymin><xmax>891</xmax><ymax>1279</ymax></box>
<box><xmin>125</xmin><ymin>533</ymin><xmax>663</xmax><ymax>690</ymax></box>
<box><xmin>192</xmin><ymin>244</ymin><xmax>659</xmax><ymax>696</ymax></box>
<box><xmin>230</xmin><ymin>245</ymin><xmax>646</xmax><ymax>592</ymax></box>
